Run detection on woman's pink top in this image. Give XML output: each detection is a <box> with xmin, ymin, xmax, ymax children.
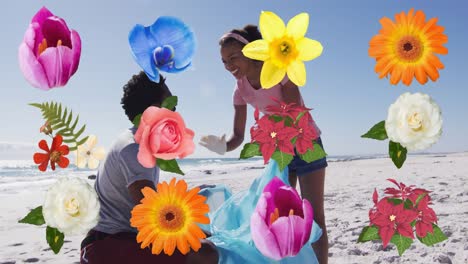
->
<box><xmin>232</xmin><ymin>76</ymin><xmax>321</xmax><ymax>134</ymax></box>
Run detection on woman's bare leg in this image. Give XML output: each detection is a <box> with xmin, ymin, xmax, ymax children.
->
<box><xmin>298</xmin><ymin>168</ymin><xmax>328</xmax><ymax>264</ymax></box>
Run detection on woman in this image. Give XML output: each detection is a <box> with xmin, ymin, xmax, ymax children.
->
<box><xmin>200</xmin><ymin>25</ymin><xmax>329</xmax><ymax>264</ymax></box>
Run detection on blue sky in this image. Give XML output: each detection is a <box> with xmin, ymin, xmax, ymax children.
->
<box><xmin>1</xmin><ymin>0</ymin><xmax>467</xmax><ymax>159</ymax></box>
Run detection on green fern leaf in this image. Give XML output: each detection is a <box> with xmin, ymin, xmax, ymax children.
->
<box><xmin>30</xmin><ymin>101</ymin><xmax>89</xmax><ymax>151</ymax></box>
<box><xmin>66</xmin><ymin>111</ymin><xmax>73</xmax><ymax>126</ymax></box>
<box><xmin>70</xmin><ymin>115</ymin><xmax>79</xmax><ymax>131</ymax></box>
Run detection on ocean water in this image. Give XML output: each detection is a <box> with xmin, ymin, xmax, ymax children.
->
<box><xmin>0</xmin><ymin>158</ymin><xmax>266</xmax><ymax>180</ymax></box>
<box><xmin>0</xmin><ymin>155</ymin><xmax>373</xmax><ymax>180</ymax></box>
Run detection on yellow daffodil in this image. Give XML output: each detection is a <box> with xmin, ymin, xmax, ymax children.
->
<box><xmin>242</xmin><ymin>11</ymin><xmax>323</xmax><ymax>88</ymax></box>
<box><xmin>130</xmin><ymin>178</ymin><xmax>210</xmax><ymax>256</ymax></box>
<box><xmin>369</xmin><ymin>9</ymin><xmax>448</xmax><ymax>86</ymax></box>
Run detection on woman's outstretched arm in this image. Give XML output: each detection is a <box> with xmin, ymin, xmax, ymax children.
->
<box><xmin>227</xmin><ymin>104</ymin><xmax>247</xmax><ymax>152</ymax></box>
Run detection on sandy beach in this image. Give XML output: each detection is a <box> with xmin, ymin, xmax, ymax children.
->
<box><xmin>0</xmin><ymin>153</ymin><xmax>467</xmax><ymax>264</ymax></box>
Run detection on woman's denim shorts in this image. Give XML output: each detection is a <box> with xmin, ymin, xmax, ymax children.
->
<box><xmin>288</xmin><ymin>137</ymin><xmax>328</xmax><ymax>176</ymax></box>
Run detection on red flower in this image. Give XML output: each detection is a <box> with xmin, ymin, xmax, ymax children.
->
<box><xmin>371</xmin><ymin>199</ymin><xmax>418</xmax><ymax>248</ymax></box>
<box><xmin>265</xmin><ymin>97</ymin><xmax>311</xmax><ymax>120</ymax></box>
<box><xmin>414</xmin><ymin>197</ymin><xmax>438</xmax><ymax>237</ymax></box>
<box><xmin>408</xmin><ymin>188</ymin><xmax>432</xmax><ymax>205</ymax></box>
<box><xmin>384</xmin><ymin>179</ymin><xmax>416</xmax><ymax>200</ymax></box>
<box><xmin>33</xmin><ymin>134</ymin><xmax>70</xmax><ymax>171</ymax></box>
<box><xmin>251</xmin><ymin>116</ymin><xmax>297</xmax><ymax>164</ymax></box>
<box><xmin>294</xmin><ymin>112</ymin><xmax>319</xmax><ymax>154</ymax></box>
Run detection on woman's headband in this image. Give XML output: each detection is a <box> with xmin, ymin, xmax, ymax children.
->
<box><xmin>220</xmin><ymin>32</ymin><xmax>249</xmax><ymax>45</ymax></box>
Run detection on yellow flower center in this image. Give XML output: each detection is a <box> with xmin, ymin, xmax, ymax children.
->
<box><xmin>64</xmin><ymin>197</ymin><xmax>80</xmax><ymax>217</ymax></box>
<box><xmin>158</xmin><ymin>205</ymin><xmax>185</xmax><ymax>232</ymax></box>
<box><xmin>396</xmin><ymin>35</ymin><xmax>424</xmax><ymax>62</ymax></box>
<box><xmin>389</xmin><ymin>214</ymin><xmax>396</xmax><ymax>222</ymax></box>
<box><xmin>270</xmin><ymin>131</ymin><xmax>277</xmax><ymax>138</ymax></box>
<box><xmin>407</xmin><ymin>112</ymin><xmax>423</xmax><ymax>131</ymax></box>
<box><xmin>50</xmin><ymin>151</ymin><xmax>62</xmax><ymax>163</ymax></box>
<box><xmin>270</xmin><ymin>36</ymin><xmax>299</xmax><ymax>68</ymax></box>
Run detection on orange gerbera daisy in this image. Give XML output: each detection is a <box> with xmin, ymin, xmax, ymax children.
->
<box><xmin>369</xmin><ymin>9</ymin><xmax>448</xmax><ymax>86</ymax></box>
<box><xmin>130</xmin><ymin>178</ymin><xmax>210</xmax><ymax>256</ymax></box>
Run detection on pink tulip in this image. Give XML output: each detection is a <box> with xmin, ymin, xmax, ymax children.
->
<box><xmin>251</xmin><ymin>177</ymin><xmax>313</xmax><ymax>260</ymax></box>
<box><xmin>18</xmin><ymin>7</ymin><xmax>81</xmax><ymax>90</ymax></box>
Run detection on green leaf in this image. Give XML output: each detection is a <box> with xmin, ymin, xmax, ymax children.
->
<box><xmin>295</xmin><ymin>111</ymin><xmax>306</xmax><ymax>123</ymax></box>
<box><xmin>161</xmin><ymin>96</ymin><xmax>178</xmax><ymax>110</ymax></box>
<box><xmin>74</xmin><ymin>125</ymin><xmax>86</xmax><ymax>139</ymax></box>
<box><xmin>133</xmin><ymin>114</ymin><xmax>142</xmax><ymax>127</ymax></box>
<box><xmin>417</xmin><ymin>224</ymin><xmax>448</xmax><ymax>246</ymax></box>
<box><xmin>66</xmin><ymin>111</ymin><xmax>73</xmax><ymax>126</ymax></box>
<box><xmin>387</xmin><ymin>198</ymin><xmax>403</xmax><ymax>205</ymax></box>
<box><xmin>269</xmin><ymin>115</ymin><xmax>283</xmax><ymax>123</ymax></box>
<box><xmin>29</xmin><ymin>102</ymin><xmax>88</xmax><ymax>151</ymax></box>
<box><xmin>361</xmin><ymin>121</ymin><xmax>388</xmax><ymax>140</ymax></box>
<box><xmin>240</xmin><ymin>143</ymin><xmax>261</xmax><ymax>159</ymax></box>
<box><xmin>404</xmin><ymin>199</ymin><xmax>414</xmax><ymax>209</ymax></box>
<box><xmin>46</xmin><ymin>226</ymin><xmax>64</xmax><ymax>254</ymax></box>
<box><xmin>390</xmin><ymin>233</ymin><xmax>413</xmax><ymax>256</ymax></box>
<box><xmin>70</xmin><ymin>115</ymin><xmax>79</xmax><ymax>131</ymax></box>
<box><xmin>69</xmin><ymin>136</ymin><xmax>89</xmax><ymax>152</ymax></box>
<box><xmin>283</xmin><ymin>116</ymin><xmax>294</xmax><ymax>127</ymax></box>
<box><xmin>414</xmin><ymin>193</ymin><xmax>427</xmax><ymax>207</ymax></box>
<box><xmin>357</xmin><ymin>226</ymin><xmax>380</xmax><ymax>242</ymax></box>
<box><xmin>299</xmin><ymin>141</ymin><xmax>327</xmax><ymax>163</ymax></box>
<box><xmin>271</xmin><ymin>150</ymin><xmax>293</xmax><ymax>171</ymax></box>
<box><xmin>61</xmin><ymin>107</ymin><xmax>67</xmax><ymax>121</ymax></box>
<box><xmin>389</xmin><ymin>141</ymin><xmax>407</xmax><ymax>169</ymax></box>
<box><xmin>18</xmin><ymin>206</ymin><xmax>45</xmax><ymax>226</ymax></box>
<box><xmin>157</xmin><ymin>159</ymin><xmax>185</xmax><ymax>175</ymax></box>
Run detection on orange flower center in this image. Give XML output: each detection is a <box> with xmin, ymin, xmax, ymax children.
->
<box><xmin>396</xmin><ymin>35</ymin><xmax>424</xmax><ymax>62</ymax></box>
<box><xmin>38</xmin><ymin>39</ymin><xmax>63</xmax><ymax>55</ymax></box>
<box><xmin>269</xmin><ymin>207</ymin><xmax>295</xmax><ymax>225</ymax></box>
<box><xmin>50</xmin><ymin>151</ymin><xmax>62</xmax><ymax>163</ymax></box>
<box><xmin>389</xmin><ymin>214</ymin><xmax>396</xmax><ymax>222</ymax></box>
<box><xmin>158</xmin><ymin>205</ymin><xmax>185</xmax><ymax>231</ymax></box>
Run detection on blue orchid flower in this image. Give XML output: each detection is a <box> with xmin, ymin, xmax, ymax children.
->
<box><xmin>129</xmin><ymin>16</ymin><xmax>195</xmax><ymax>83</ymax></box>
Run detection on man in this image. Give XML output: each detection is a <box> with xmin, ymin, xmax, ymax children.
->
<box><xmin>80</xmin><ymin>72</ymin><xmax>218</xmax><ymax>264</ymax></box>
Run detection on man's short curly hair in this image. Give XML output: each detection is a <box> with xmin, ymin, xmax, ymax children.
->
<box><xmin>121</xmin><ymin>71</ymin><xmax>172</xmax><ymax>123</ymax></box>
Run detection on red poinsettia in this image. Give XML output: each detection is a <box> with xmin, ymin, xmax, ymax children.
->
<box><xmin>408</xmin><ymin>188</ymin><xmax>432</xmax><ymax>204</ymax></box>
<box><xmin>251</xmin><ymin>116</ymin><xmax>297</xmax><ymax>163</ymax></box>
<box><xmin>384</xmin><ymin>179</ymin><xmax>416</xmax><ymax>200</ymax></box>
<box><xmin>370</xmin><ymin>199</ymin><xmax>418</xmax><ymax>248</ymax></box>
<box><xmin>33</xmin><ymin>134</ymin><xmax>70</xmax><ymax>171</ymax></box>
<box><xmin>414</xmin><ymin>197</ymin><xmax>438</xmax><ymax>237</ymax></box>
<box><xmin>294</xmin><ymin>112</ymin><xmax>318</xmax><ymax>154</ymax></box>
<box><xmin>265</xmin><ymin>97</ymin><xmax>311</xmax><ymax>120</ymax></box>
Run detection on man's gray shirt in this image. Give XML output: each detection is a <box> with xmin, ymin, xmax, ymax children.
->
<box><xmin>94</xmin><ymin>128</ymin><xmax>159</xmax><ymax>234</ymax></box>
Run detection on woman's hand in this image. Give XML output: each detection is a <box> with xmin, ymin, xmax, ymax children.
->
<box><xmin>199</xmin><ymin>135</ymin><xmax>227</xmax><ymax>155</ymax></box>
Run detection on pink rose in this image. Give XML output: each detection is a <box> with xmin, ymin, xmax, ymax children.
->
<box><xmin>134</xmin><ymin>106</ymin><xmax>195</xmax><ymax>168</ymax></box>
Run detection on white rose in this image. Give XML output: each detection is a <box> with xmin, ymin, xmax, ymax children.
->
<box><xmin>385</xmin><ymin>92</ymin><xmax>442</xmax><ymax>151</ymax></box>
<box><xmin>43</xmin><ymin>177</ymin><xmax>100</xmax><ymax>236</ymax></box>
